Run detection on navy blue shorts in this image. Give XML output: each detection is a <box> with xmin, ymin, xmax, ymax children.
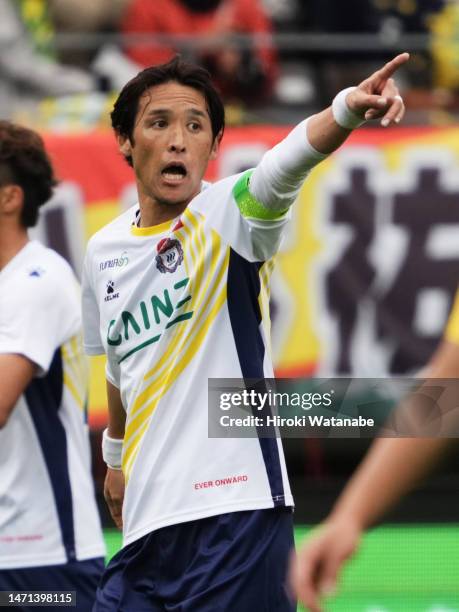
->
<box><xmin>0</xmin><ymin>557</ymin><xmax>104</xmax><ymax>612</ymax></box>
<box><xmin>94</xmin><ymin>508</ymin><xmax>296</xmax><ymax>611</ymax></box>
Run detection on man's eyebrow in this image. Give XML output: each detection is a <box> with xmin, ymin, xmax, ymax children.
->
<box><xmin>145</xmin><ymin>108</ymin><xmax>208</xmax><ymax>117</ymax></box>
<box><xmin>145</xmin><ymin>108</ymin><xmax>170</xmax><ymax>117</ymax></box>
<box><xmin>188</xmin><ymin>109</ymin><xmax>208</xmax><ymax>119</ymax></box>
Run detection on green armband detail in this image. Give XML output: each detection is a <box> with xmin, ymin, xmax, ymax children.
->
<box><xmin>233</xmin><ymin>170</ymin><xmax>289</xmax><ymax>220</ymax></box>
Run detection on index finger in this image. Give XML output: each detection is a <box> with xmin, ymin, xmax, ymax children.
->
<box><xmin>377</xmin><ymin>52</ymin><xmax>410</xmax><ymax>81</ymax></box>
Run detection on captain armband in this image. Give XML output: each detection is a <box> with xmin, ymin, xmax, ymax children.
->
<box><xmin>233</xmin><ymin>170</ymin><xmax>289</xmax><ymax>221</ymax></box>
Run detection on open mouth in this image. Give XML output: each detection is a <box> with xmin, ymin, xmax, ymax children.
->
<box><xmin>161</xmin><ymin>162</ymin><xmax>187</xmax><ymax>182</ymax></box>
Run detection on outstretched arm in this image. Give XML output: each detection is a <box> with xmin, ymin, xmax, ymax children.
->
<box><xmin>235</xmin><ymin>53</ymin><xmax>409</xmax><ymax>262</ymax></box>
<box><xmin>249</xmin><ymin>53</ymin><xmax>409</xmax><ymax>214</ymax></box>
<box><xmin>290</xmin><ymin>338</ymin><xmax>459</xmax><ymax>612</ymax></box>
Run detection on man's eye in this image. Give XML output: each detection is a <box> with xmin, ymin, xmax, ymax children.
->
<box><xmin>151</xmin><ymin>119</ymin><xmax>167</xmax><ymax>128</ymax></box>
<box><xmin>189</xmin><ymin>122</ymin><xmax>201</xmax><ymax>131</ymax></box>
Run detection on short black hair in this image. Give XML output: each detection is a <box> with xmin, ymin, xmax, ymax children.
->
<box><xmin>111</xmin><ymin>56</ymin><xmax>225</xmax><ymax>166</ymax></box>
<box><xmin>0</xmin><ymin>121</ymin><xmax>57</xmax><ymax>228</ymax></box>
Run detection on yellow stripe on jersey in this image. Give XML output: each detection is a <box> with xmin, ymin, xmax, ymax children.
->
<box><xmin>258</xmin><ymin>259</ymin><xmax>275</xmax><ymax>360</ymax></box>
<box><xmin>123</xmin><ymin>214</ymin><xmax>226</xmax><ymax>468</ymax></box>
<box><xmin>63</xmin><ymin>372</ymin><xmax>84</xmax><ymax>409</ymax></box>
<box><xmin>128</xmin><ymin>209</ymin><xmax>213</xmax><ymax>415</ymax></box>
<box><xmin>123</xmin><ymin>279</ymin><xmax>228</xmax><ymax>478</ymax></box>
<box><xmin>445</xmin><ymin>289</ymin><xmax>459</xmax><ymax>346</ymax></box>
<box><xmin>133</xmin><ymin>208</ymin><xmax>208</xmax><ymax>392</ymax></box>
<box><xmin>123</xmin><ymin>267</ymin><xmax>228</xmax><ymax>477</ymax></box>
<box><xmin>140</xmin><ymin>211</ymin><xmax>223</xmax><ymax>392</ymax></box>
<box><xmin>122</xmin><ymin>210</ymin><xmax>230</xmax><ymax>477</ymax></box>
<box><xmin>70</xmin><ymin>335</ymin><xmax>86</xmax><ymax>382</ymax></box>
<box><xmin>61</xmin><ymin>334</ymin><xmax>88</xmax><ymax>411</ymax></box>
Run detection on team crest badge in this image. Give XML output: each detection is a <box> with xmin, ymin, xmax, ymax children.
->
<box><xmin>155</xmin><ymin>238</ymin><xmax>184</xmax><ymax>273</ymax></box>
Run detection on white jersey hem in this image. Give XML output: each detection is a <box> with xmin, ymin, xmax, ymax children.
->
<box><xmin>123</xmin><ymin>495</ymin><xmax>295</xmax><ymax>547</ymax></box>
<box><xmin>76</xmin><ymin>544</ymin><xmax>106</xmax><ymax>561</ymax></box>
<box><xmin>0</xmin><ymin>545</ymin><xmax>106</xmax><ymax>570</ymax></box>
<box><xmin>0</xmin><ymin>552</ymin><xmax>67</xmax><ymax>570</ymax></box>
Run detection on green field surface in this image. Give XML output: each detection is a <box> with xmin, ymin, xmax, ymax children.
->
<box><xmin>104</xmin><ymin>525</ymin><xmax>459</xmax><ymax>611</ymax></box>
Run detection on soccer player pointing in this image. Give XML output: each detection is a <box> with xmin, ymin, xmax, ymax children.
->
<box><xmin>83</xmin><ymin>53</ymin><xmax>408</xmax><ymax>610</ymax></box>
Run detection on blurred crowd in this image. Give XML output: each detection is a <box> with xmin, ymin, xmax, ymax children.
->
<box><xmin>2</xmin><ymin>0</ymin><xmax>459</xmax><ymax>127</ymax></box>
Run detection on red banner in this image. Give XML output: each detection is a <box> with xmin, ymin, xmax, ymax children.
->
<box><xmin>38</xmin><ymin>126</ymin><xmax>459</xmax><ymax>426</ymax></box>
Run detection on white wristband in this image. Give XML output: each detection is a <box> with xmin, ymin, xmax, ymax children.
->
<box><xmin>102</xmin><ymin>428</ymin><xmax>123</xmax><ymax>470</ymax></box>
<box><xmin>332</xmin><ymin>86</ymin><xmax>365</xmax><ymax>130</ymax></box>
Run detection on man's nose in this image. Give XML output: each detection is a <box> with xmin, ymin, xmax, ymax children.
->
<box><xmin>167</xmin><ymin>126</ymin><xmax>186</xmax><ymax>153</ymax></box>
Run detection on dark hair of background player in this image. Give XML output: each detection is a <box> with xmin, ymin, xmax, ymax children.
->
<box><xmin>0</xmin><ymin>121</ymin><xmax>57</xmax><ymax>228</ymax></box>
<box><xmin>111</xmin><ymin>55</ymin><xmax>225</xmax><ymax>167</ymax></box>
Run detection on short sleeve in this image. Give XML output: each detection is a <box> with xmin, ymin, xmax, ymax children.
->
<box><xmin>105</xmin><ymin>356</ymin><xmax>121</xmax><ymax>389</ymax></box>
<box><xmin>0</xmin><ymin>269</ymin><xmax>80</xmax><ymax>375</ymax></box>
<box><xmin>189</xmin><ymin>119</ymin><xmax>326</xmax><ymax>262</ymax></box>
<box><xmin>81</xmin><ymin>247</ymin><xmax>104</xmax><ymax>355</ymax></box>
<box><xmin>189</xmin><ymin>173</ymin><xmax>290</xmax><ymax>262</ymax></box>
<box><xmin>445</xmin><ymin>289</ymin><xmax>459</xmax><ymax>346</ymax></box>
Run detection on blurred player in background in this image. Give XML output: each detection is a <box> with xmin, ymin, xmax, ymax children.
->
<box><xmin>82</xmin><ymin>54</ymin><xmax>408</xmax><ymax>610</ymax></box>
<box><xmin>0</xmin><ymin>122</ymin><xmax>105</xmax><ymax>610</ymax></box>
<box><xmin>0</xmin><ymin>0</ymin><xmax>94</xmax><ymax>119</ymax></box>
<box><xmin>291</xmin><ymin>289</ymin><xmax>459</xmax><ymax>612</ymax></box>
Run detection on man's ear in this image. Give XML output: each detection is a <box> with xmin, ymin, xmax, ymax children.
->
<box><xmin>209</xmin><ymin>129</ymin><xmax>223</xmax><ymax>161</ymax></box>
<box><xmin>117</xmin><ymin>133</ymin><xmax>132</xmax><ymax>159</ymax></box>
<box><xmin>0</xmin><ymin>184</ymin><xmax>23</xmax><ymax>217</ymax></box>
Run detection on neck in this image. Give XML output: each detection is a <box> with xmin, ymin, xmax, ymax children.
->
<box><xmin>138</xmin><ymin>199</ymin><xmax>188</xmax><ymax>228</ymax></box>
<box><xmin>0</xmin><ymin>224</ymin><xmax>29</xmax><ymax>271</ymax></box>
<box><xmin>137</xmin><ymin>184</ymin><xmax>200</xmax><ymax>228</ymax></box>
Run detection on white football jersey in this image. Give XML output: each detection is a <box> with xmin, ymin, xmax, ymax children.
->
<box><xmin>0</xmin><ymin>241</ymin><xmax>105</xmax><ymax>569</ymax></box>
<box><xmin>82</xmin><ymin>172</ymin><xmax>295</xmax><ymax>547</ymax></box>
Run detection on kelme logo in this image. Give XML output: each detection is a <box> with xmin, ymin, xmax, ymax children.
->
<box><xmin>104</xmin><ymin>280</ymin><xmax>119</xmax><ymax>302</ymax></box>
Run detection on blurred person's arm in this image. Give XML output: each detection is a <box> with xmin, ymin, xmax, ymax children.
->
<box><xmin>0</xmin><ymin>0</ymin><xmax>94</xmax><ymax>96</ymax></box>
<box><xmin>0</xmin><ymin>354</ymin><xmax>36</xmax><ymax>428</ymax></box>
<box><xmin>290</xmin><ymin>299</ymin><xmax>459</xmax><ymax>611</ymax></box>
<box><xmin>291</xmin><ymin>435</ymin><xmax>452</xmax><ymax>612</ymax></box>
<box><xmin>49</xmin><ymin>0</ymin><xmax>129</xmax><ymax>32</ymax></box>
